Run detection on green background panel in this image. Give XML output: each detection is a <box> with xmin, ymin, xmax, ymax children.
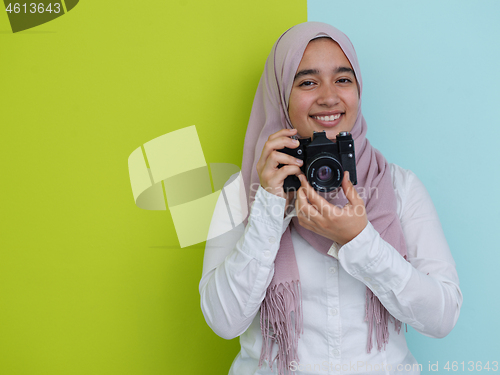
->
<box><xmin>0</xmin><ymin>1</ymin><xmax>306</xmax><ymax>374</ymax></box>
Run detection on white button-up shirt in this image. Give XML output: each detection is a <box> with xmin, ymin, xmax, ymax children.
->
<box><xmin>199</xmin><ymin>164</ymin><xmax>462</xmax><ymax>374</ymax></box>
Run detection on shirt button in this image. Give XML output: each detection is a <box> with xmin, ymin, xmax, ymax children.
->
<box><xmin>329</xmin><ymin>267</ymin><xmax>337</xmax><ymax>274</ymax></box>
<box><xmin>364</xmin><ymin>277</ymin><xmax>372</xmax><ymax>282</ymax></box>
<box><xmin>332</xmin><ymin>348</ymin><xmax>340</xmax><ymax>358</ymax></box>
<box><xmin>268</xmin><ymin>236</ymin><xmax>276</xmax><ymax>244</ymax></box>
<box><xmin>372</xmin><ymin>284</ymin><xmax>380</xmax><ymax>291</ymax></box>
<box><xmin>263</xmin><ymin>250</ymin><xmax>271</xmax><ymax>258</ymax></box>
<box><xmin>329</xmin><ymin>308</ymin><xmax>338</xmax><ymax>316</ymax></box>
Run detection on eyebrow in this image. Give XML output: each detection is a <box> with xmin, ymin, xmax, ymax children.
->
<box><xmin>293</xmin><ymin>66</ymin><xmax>355</xmax><ymax>81</ymax></box>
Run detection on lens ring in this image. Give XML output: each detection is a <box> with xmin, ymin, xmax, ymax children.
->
<box><xmin>306</xmin><ymin>155</ymin><xmax>343</xmax><ymax>192</ymax></box>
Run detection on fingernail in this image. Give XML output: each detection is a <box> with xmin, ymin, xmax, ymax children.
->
<box><xmin>296</xmin><ymin>159</ymin><xmax>303</xmax><ymax>165</ymax></box>
<box><xmin>346</xmin><ymin>171</ymin><xmax>350</xmax><ymax>180</ymax></box>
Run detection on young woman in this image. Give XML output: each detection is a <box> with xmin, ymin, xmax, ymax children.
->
<box><xmin>199</xmin><ymin>22</ymin><xmax>462</xmax><ymax>375</ymax></box>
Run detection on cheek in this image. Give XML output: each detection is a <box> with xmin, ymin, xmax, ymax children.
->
<box><xmin>346</xmin><ymin>92</ymin><xmax>359</xmax><ymax>116</ymax></box>
<box><xmin>288</xmin><ymin>93</ymin><xmax>305</xmax><ymax>123</ymax></box>
<box><xmin>341</xmin><ymin>90</ymin><xmax>359</xmax><ymax>132</ymax></box>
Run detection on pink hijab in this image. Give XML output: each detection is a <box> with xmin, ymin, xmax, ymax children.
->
<box><xmin>241</xmin><ymin>22</ymin><xmax>408</xmax><ymax>375</ymax></box>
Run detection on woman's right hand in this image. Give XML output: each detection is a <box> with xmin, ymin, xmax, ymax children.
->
<box><xmin>256</xmin><ymin>128</ymin><xmax>304</xmax><ymax>209</ymax></box>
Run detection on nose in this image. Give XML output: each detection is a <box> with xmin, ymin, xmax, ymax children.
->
<box><xmin>317</xmin><ymin>83</ymin><xmax>339</xmax><ymax>107</ymax></box>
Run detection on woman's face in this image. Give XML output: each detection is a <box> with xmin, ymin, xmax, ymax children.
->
<box><xmin>288</xmin><ymin>38</ymin><xmax>359</xmax><ymax>139</ymax></box>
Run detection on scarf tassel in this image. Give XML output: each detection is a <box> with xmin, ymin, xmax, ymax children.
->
<box><xmin>365</xmin><ymin>288</ymin><xmax>402</xmax><ymax>353</ymax></box>
<box><xmin>259</xmin><ymin>280</ymin><xmax>303</xmax><ymax>375</ymax></box>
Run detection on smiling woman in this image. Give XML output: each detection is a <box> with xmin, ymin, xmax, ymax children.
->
<box><xmin>288</xmin><ymin>37</ymin><xmax>359</xmax><ymax>139</ymax></box>
<box><xmin>199</xmin><ymin>21</ymin><xmax>462</xmax><ymax>375</ymax></box>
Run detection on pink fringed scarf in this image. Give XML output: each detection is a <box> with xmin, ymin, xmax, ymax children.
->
<box><xmin>241</xmin><ymin>22</ymin><xmax>408</xmax><ymax>375</ymax></box>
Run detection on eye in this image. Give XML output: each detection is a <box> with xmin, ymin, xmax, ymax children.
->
<box><xmin>336</xmin><ymin>78</ymin><xmax>352</xmax><ymax>84</ymax></box>
<box><xmin>299</xmin><ymin>80</ymin><xmax>316</xmax><ymax>87</ymax></box>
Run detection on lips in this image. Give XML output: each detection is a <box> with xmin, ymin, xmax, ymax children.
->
<box><xmin>311</xmin><ymin>114</ymin><xmax>341</xmax><ymax>122</ymax></box>
<box><xmin>310</xmin><ymin>112</ymin><xmax>343</xmax><ymax>127</ymax></box>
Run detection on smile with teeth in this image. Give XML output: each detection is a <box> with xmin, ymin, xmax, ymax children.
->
<box><xmin>312</xmin><ymin>114</ymin><xmax>341</xmax><ymax>122</ymax></box>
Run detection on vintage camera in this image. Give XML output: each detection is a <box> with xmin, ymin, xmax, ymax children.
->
<box><xmin>278</xmin><ymin>131</ymin><xmax>357</xmax><ymax>192</ymax></box>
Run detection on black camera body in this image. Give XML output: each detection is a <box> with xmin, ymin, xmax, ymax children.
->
<box><xmin>278</xmin><ymin>131</ymin><xmax>357</xmax><ymax>192</ymax></box>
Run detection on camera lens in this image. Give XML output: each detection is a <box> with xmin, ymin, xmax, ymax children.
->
<box><xmin>317</xmin><ymin>166</ymin><xmax>332</xmax><ymax>182</ymax></box>
<box><xmin>306</xmin><ymin>154</ymin><xmax>343</xmax><ymax>192</ymax></box>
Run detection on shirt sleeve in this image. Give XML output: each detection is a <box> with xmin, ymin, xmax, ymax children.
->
<box><xmin>336</xmin><ymin>169</ymin><xmax>463</xmax><ymax>338</ymax></box>
<box><xmin>199</xmin><ymin>184</ymin><xmax>291</xmax><ymax>340</ymax></box>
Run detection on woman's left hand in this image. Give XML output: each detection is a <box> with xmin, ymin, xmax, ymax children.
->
<box><xmin>295</xmin><ymin>172</ymin><xmax>368</xmax><ymax>246</ymax></box>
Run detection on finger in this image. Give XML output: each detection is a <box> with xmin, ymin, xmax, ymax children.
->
<box><xmin>295</xmin><ymin>186</ymin><xmax>311</xmax><ymax>213</ymax></box>
<box><xmin>267</xmin><ymin>165</ymin><xmax>302</xmax><ymax>187</ymax></box>
<box><xmin>260</xmin><ymin>152</ymin><xmax>302</xmax><ymax>182</ymax></box>
<box><xmin>298</xmin><ymin>174</ymin><xmax>329</xmax><ymax>212</ymax></box>
<box><xmin>341</xmin><ymin>171</ymin><xmax>363</xmax><ymax>206</ymax></box>
<box><xmin>259</xmin><ymin>136</ymin><xmax>301</xmax><ymax>167</ymax></box>
<box><xmin>267</xmin><ymin>149</ymin><xmax>304</xmax><ymax>169</ymax></box>
<box><xmin>295</xmin><ymin>187</ymin><xmax>319</xmax><ymax>222</ymax></box>
<box><xmin>285</xmin><ymin>189</ymin><xmax>297</xmax><ymax>205</ymax></box>
<box><xmin>299</xmin><ymin>174</ymin><xmax>344</xmax><ymax>217</ymax></box>
<box><xmin>267</xmin><ymin>128</ymin><xmax>297</xmax><ymax>141</ymax></box>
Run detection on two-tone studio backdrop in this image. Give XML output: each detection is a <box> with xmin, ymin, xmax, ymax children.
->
<box><xmin>1</xmin><ymin>0</ymin><xmax>498</xmax><ymax>373</ymax></box>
